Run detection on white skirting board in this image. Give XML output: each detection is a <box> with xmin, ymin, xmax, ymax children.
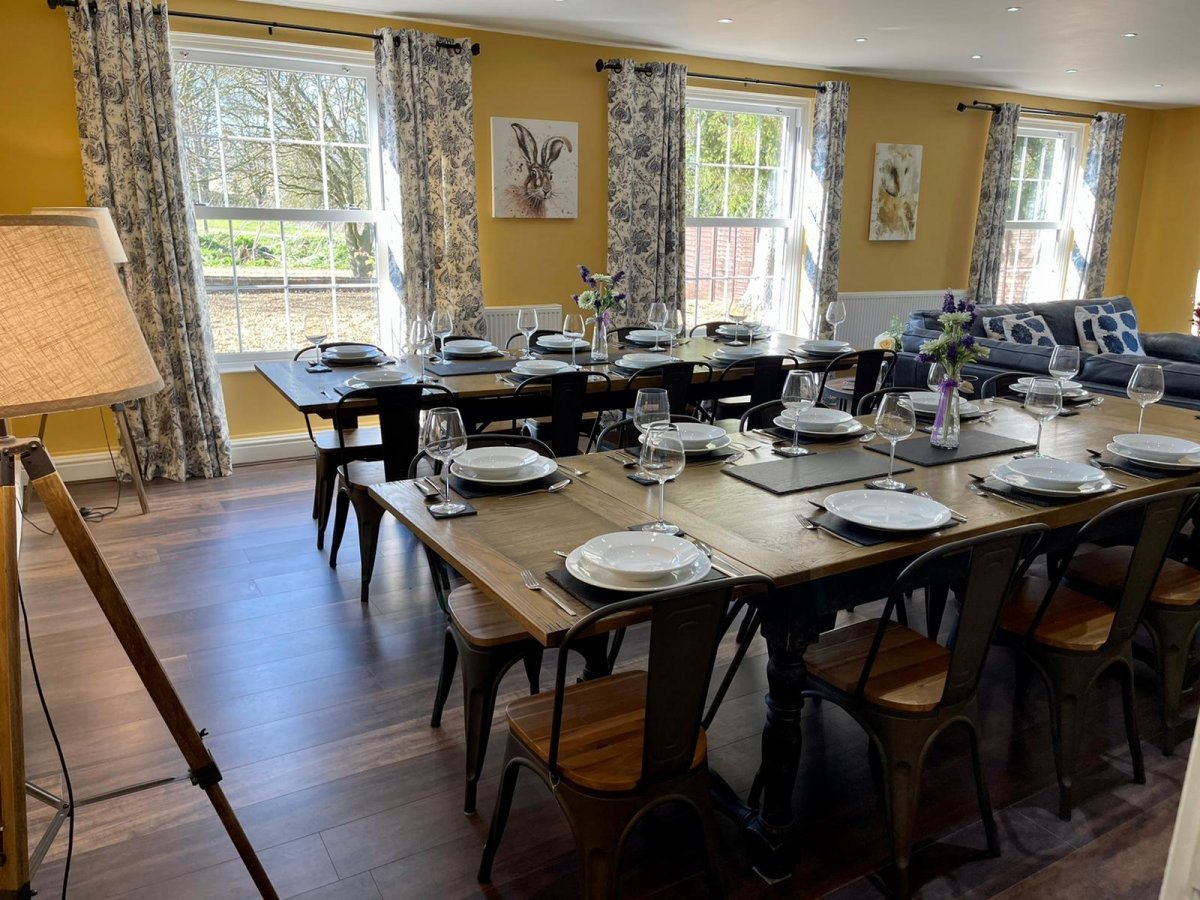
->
<box><xmin>50</xmin><ymin>432</ymin><xmax>316</xmax><ymax>484</ymax></box>
<box><xmin>834</xmin><ymin>289</ymin><xmax>966</xmax><ymax>350</ymax></box>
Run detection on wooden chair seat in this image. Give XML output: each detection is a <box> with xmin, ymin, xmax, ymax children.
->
<box><xmin>342</xmin><ymin>460</ymin><xmax>388</xmax><ymax>487</ymax></box>
<box><xmin>1069</xmin><ymin>546</ymin><xmax>1200</xmax><ymax>608</ymax></box>
<box><xmin>448</xmin><ymin>584</ymin><xmax>533</xmax><ymax>648</ymax></box>
<box><xmin>805</xmin><ymin>620</ymin><xmax>950</xmax><ymax>713</ymax></box>
<box><xmin>313</xmin><ymin>426</ymin><xmax>381</xmax><ymax>453</ymax></box>
<box><xmin>506</xmin><ymin>671</ymin><xmax>707</xmax><ymax>792</ymax></box>
<box><xmin>998</xmin><ymin>576</ymin><xmax>1114</xmax><ymax>651</ymax></box>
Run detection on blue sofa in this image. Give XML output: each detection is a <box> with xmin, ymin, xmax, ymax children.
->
<box><xmin>897</xmin><ymin>296</ymin><xmax>1200</xmax><ymax>411</ymax></box>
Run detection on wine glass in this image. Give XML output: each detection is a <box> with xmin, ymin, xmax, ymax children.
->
<box><xmin>636</xmin><ymin>423</ymin><xmax>686</xmax><ymax>534</ymax></box>
<box><xmin>1127</xmin><ymin>363</ymin><xmax>1165</xmax><ymax>433</ymax></box>
<box><xmin>1022</xmin><ymin>377</ymin><xmax>1063</xmax><ymax>457</ymax></box>
<box><xmin>870</xmin><ymin>394</ymin><xmax>916</xmax><ymax>491</ymax></box>
<box><xmin>726</xmin><ymin>297</ymin><xmax>748</xmax><ymax>346</ymax></box>
<box><xmin>409</xmin><ymin>319</ymin><xmax>434</xmax><ymax>382</ymax></box>
<box><xmin>648</xmin><ymin>301</ymin><xmax>668</xmax><ymax>351</ymax></box>
<box><xmin>633</xmin><ymin>387</ymin><xmax>670</xmax><ymax>434</ymax></box>
<box><xmin>778</xmin><ymin>369</ymin><xmax>818</xmax><ymax>457</ymax></box>
<box><xmin>825</xmin><ymin>300</ymin><xmax>847</xmax><ymax>341</ymax></box>
<box><xmin>926</xmin><ymin>361</ymin><xmax>946</xmax><ymax>392</ymax></box>
<box><xmin>1048</xmin><ymin>346</ymin><xmax>1081</xmax><ymax>395</ymax></box>
<box><xmin>562</xmin><ymin>313</ymin><xmax>585</xmax><ymax>369</ymax></box>
<box><xmin>517</xmin><ymin>308</ymin><xmax>539</xmax><ymax>360</ymax></box>
<box><xmin>421</xmin><ymin>407</ymin><xmax>469</xmax><ymax>515</ymax></box>
<box><xmin>303</xmin><ymin>313</ymin><xmax>329</xmax><ymax>368</ymax></box>
<box><xmin>430</xmin><ymin>309</ymin><xmax>453</xmax><ymax>359</ymax></box>
<box><xmin>665</xmin><ymin>307</ymin><xmax>685</xmax><ymax>356</ymax></box>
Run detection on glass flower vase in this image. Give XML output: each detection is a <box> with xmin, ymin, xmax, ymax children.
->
<box><xmin>590</xmin><ymin>315</ymin><xmax>609</xmax><ymax>362</ymax></box>
<box><xmin>930</xmin><ymin>378</ymin><xmax>961</xmax><ymax>449</ymax></box>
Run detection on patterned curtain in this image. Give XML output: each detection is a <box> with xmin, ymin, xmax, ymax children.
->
<box><xmin>965</xmin><ymin>103</ymin><xmax>1021</xmax><ymax>305</ymax></box>
<box><xmin>801</xmin><ymin>81</ymin><xmax>850</xmax><ymax>338</ymax></box>
<box><xmin>67</xmin><ymin>0</ymin><xmax>231</xmax><ymax>481</ymax></box>
<box><xmin>375</xmin><ymin>29</ymin><xmax>483</xmax><ymax>338</ymax></box>
<box><xmin>1067</xmin><ymin>113</ymin><xmax>1126</xmax><ymax>298</ymax></box>
<box><xmin>606</xmin><ymin>60</ymin><xmax>687</xmax><ymax>326</ymax></box>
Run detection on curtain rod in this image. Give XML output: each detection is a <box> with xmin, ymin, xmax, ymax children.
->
<box><xmin>595</xmin><ymin>58</ymin><xmax>825</xmax><ymax>92</ymax></box>
<box><xmin>956</xmin><ymin>100</ymin><xmax>1100</xmax><ymax>121</ymax></box>
<box><xmin>45</xmin><ymin>1</ymin><xmax>481</xmax><ymax>54</ymax></box>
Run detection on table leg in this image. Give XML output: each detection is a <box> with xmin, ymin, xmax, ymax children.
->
<box><xmin>111</xmin><ymin>403</ymin><xmax>150</xmax><ymax>515</ymax></box>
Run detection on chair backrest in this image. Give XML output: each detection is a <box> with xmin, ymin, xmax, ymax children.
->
<box><xmin>512</xmin><ymin>370</ymin><xmax>611</xmax><ymax>457</ymax></box>
<box><xmin>506</xmin><ymin>329</ymin><xmax>559</xmax><ymax>350</ymax></box>
<box><xmin>716</xmin><ymin>355</ymin><xmax>795</xmax><ymax>407</ymax></box>
<box><xmin>626</xmin><ymin>361</ymin><xmax>712</xmax><ymax>416</ymax></box>
<box><xmin>1038</xmin><ymin>487</ymin><xmax>1200</xmax><ymax>649</ymax></box>
<box><xmin>590</xmin><ymin>413</ymin><xmax>701</xmax><ymax>452</ymax></box>
<box><xmin>979</xmin><ymin>371</ymin><xmax>1027</xmax><ymax>400</ymax></box>
<box><xmin>407</xmin><ymin>432</ymin><xmax>555</xmax><ymax>478</ymax></box>
<box><xmin>855</xmin><ymin>386</ymin><xmax>915</xmax><ymax>416</ymax></box>
<box><xmin>551</xmin><ymin>575</ymin><xmax>773</xmax><ymax>787</ymax></box>
<box><xmin>861</xmin><ymin>525</ymin><xmax>1047</xmax><ymax>710</ymax></box>
<box><xmin>817</xmin><ymin>349</ymin><xmax>897</xmax><ymax>412</ymax></box>
<box><xmin>690</xmin><ymin>320</ymin><xmax>734</xmax><ymax>337</ymax></box>
<box><xmin>334</xmin><ymin>382</ymin><xmax>452</xmax><ymax>481</ymax></box>
<box><xmin>293</xmin><ymin>341</ymin><xmax>384</xmax><ymax>361</ymax></box>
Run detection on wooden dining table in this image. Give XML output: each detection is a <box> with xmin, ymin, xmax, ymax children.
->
<box><xmin>369</xmin><ymin>394</ymin><xmax>1200</xmax><ymax>879</ymax></box>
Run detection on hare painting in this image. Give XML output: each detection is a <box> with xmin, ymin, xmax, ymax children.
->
<box><xmin>491</xmin><ymin>117</ymin><xmax>579</xmax><ymax>218</ymax></box>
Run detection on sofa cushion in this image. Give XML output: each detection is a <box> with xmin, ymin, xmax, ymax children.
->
<box><xmin>1088</xmin><ymin>308</ymin><xmax>1145</xmax><ymax>355</ymax></box>
<box><xmin>1073</xmin><ymin>301</ymin><xmax>1120</xmax><ymax>353</ymax></box>
<box><xmin>1142</xmin><ymin>332</ymin><xmax>1200</xmax><ymax>364</ymax></box>
<box><xmin>999</xmin><ymin>314</ymin><xmax>1058</xmax><ymax>348</ymax></box>
<box><xmin>981</xmin><ymin>310</ymin><xmax>1032</xmax><ymax>340</ymax></box>
<box><xmin>1081</xmin><ymin>354</ymin><xmax>1200</xmax><ymax>400</ymax></box>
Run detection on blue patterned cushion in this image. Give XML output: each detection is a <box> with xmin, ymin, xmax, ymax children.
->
<box><xmin>1089</xmin><ymin>308</ymin><xmax>1145</xmax><ymax>355</ymax></box>
<box><xmin>981</xmin><ymin>311</ymin><xmax>1033</xmax><ymax>340</ymax></box>
<box><xmin>1074</xmin><ymin>302</ymin><xmax>1118</xmax><ymax>354</ymax></box>
<box><xmin>994</xmin><ymin>313</ymin><xmax>1058</xmax><ymax>348</ymax></box>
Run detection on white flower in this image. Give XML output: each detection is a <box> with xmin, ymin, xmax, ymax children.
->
<box><xmin>874</xmin><ymin>333</ymin><xmax>897</xmax><ymax>350</ymax></box>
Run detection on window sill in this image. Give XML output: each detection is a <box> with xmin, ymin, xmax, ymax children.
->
<box><xmin>218</xmin><ymin>351</ymin><xmax>297</xmax><ymax>374</ymax></box>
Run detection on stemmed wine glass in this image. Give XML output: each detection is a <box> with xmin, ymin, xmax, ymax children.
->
<box><xmin>1127</xmin><ymin>363</ymin><xmax>1165</xmax><ymax>433</ymax></box>
<box><xmin>726</xmin><ymin>297</ymin><xmax>749</xmax><ymax>346</ymax></box>
<box><xmin>562</xmin><ymin>314</ymin><xmax>585</xmax><ymax>369</ymax></box>
<box><xmin>517</xmin><ymin>308</ymin><xmax>539</xmax><ymax>360</ymax></box>
<box><xmin>430</xmin><ymin>309</ymin><xmax>453</xmax><ymax>360</ymax></box>
<box><xmin>870</xmin><ymin>394</ymin><xmax>916</xmax><ymax>491</ymax></box>
<box><xmin>665</xmin><ymin>307</ymin><xmax>685</xmax><ymax>356</ymax></box>
<box><xmin>825</xmin><ymin>300</ymin><xmax>847</xmax><ymax>341</ymax></box>
<box><xmin>633</xmin><ymin>387</ymin><xmax>670</xmax><ymax>434</ymax></box>
<box><xmin>1021</xmin><ymin>377</ymin><xmax>1063</xmax><ymax>457</ymax></box>
<box><xmin>421</xmin><ymin>407</ymin><xmax>469</xmax><ymax>516</ymax></box>
<box><xmin>1048</xmin><ymin>345</ymin><xmax>1080</xmax><ymax>395</ymax></box>
<box><xmin>648</xmin><ymin>301</ymin><xmax>668</xmax><ymax>351</ymax></box>
<box><xmin>303</xmin><ymin>312</ymin><xmax>329</xmax><ymax>369</ymax></box>
<box><xmin>409</xmin><ymin>319</ymin><xmax>434</xmax><ymax>382</ymax></box>
<box><xmin>636</xmin><ymin>422</ymin><xmax>686</xmax><ymax>534</ymax></box>
<box><xmin>777</xmin><ymin>369</ymin><xmax>818</xmax><ymax>458</ymax></box>
<box><xmin>926</xmin><ymin>361</ymin><xmax>945</xmax><ymax>392</ymax></box>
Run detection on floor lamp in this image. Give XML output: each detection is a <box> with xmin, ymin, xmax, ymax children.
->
<box><xmin>30</xmin><ymin>206</ymin><xmax>150</xmax><ymax>515</ymax></box>
<box><xmin>0</xmin><ymin>216</ymin><xmax>277</xmax><ymax>899</ymax></box>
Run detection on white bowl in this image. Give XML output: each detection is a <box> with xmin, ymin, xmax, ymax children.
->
<box><xmin>671</xmin><ymin>422</ymin><xmax>728</xmax><ymax>448</ymax></box>
<box><xmin>453</xmin><ymin>446</ymin><xmax>540</xmax><ymax>478</ymax></box>
<box><xmin>346</xmin><ymin>370</ymin><xmax>410</xmax><ymax>386</ymax></box>
<box><xmin>626</xmin><ymin>329</ymin><xmax>673</xmax><ymax>342</ymax></box>
<box><xmin>713</xmin><ymin>344</ymin><xmax>764</xmax><ymax>359</ymax></box>
<box><xmin>442</xmin><ymin>339</ymin><xmax>496</xmax><ymax>355</ymax></box>
<box><xmin>782</xmin><ymin>407</ymin><xmax>854</xmax><ymax>432</ymax></box>
<box><xmin>578</xmin><ymin>532</ymin><xmax>702</xmax><ymax>582</ymax></box>
<box><xmin>620</xmin><ymin>352</ymin><xmax>678</xmax><ymax>369</ymax></box>
<box><xmin>1013</xmin><ymin>377</ymin><xmax>1085</xmax><ymax>395</ymax></box>
<box><xmin>538</xmin><ymin>335</ymin><xmax>588</xmax><ymax>349</ymax></box>
<box><xmin>513</xmin><ymin>359</ymin><xmax>572</xmax><ymax>376</ymax></box>
<box><xmin>323</xmin><ymin>345</ymin><xmax>379</xmax><ymax>359</ymax></box>
<box><xmin>798</xmin><ymin>340</ymin><xmax>852</xmax><ymax>355</ymax></box>
<box><xmin>1000</xmin><ymin>457</ymin><xmax>1105</xmax><ymax>489</ymax></box>
<box><xmin>717</xmin><ymin>324</ymin><xmax>768</xmax><ymax>336</ymax></box>
<box><xmin>1112</xmin><ymin>433</ymin><xmax>1200</xmax><ymax>462</ymax></box>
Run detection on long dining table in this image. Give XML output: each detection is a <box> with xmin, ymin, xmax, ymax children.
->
<box><xmin>368</xmin><ymin>393</ymin><xmax>1200</xmax><ymax>878</ymax></box>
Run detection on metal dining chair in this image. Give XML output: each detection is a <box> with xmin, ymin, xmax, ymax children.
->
<box><xmin>855</xmin><ymin>386</ymin><xmax>920</xmax><ymax>416</ymax></box>
<box><xmin>505</xmin><ymin>329</ymin><xmax>559</xmax><ymax>354</ymax></box>
<box><xmin>817</xmin><ymin>348</ymin><xmax>897</xmax><ymax>412</ymax></box>
<box><xmin>509</xmin><ymin>370</ymin><xmax>612</xmax><ymax>457</ymax></box>
<box><xmin>978</xmin><ymin>371</ymin><xmax>1028</xmax><ymax>400</ymax></box>
<box><xmin>622</xmin><ymin>361</ymin><xmax>713</xmax><ymax>421</ymax></box>
<box><xmin>689</xmin><ymin>320</ymin><xmax>735</xmax><ymax>337</ymax></box>
<box><xmin>711</xmin><ymin>354</ymin><xmax>796</xmax><ymax>423</ymax></box>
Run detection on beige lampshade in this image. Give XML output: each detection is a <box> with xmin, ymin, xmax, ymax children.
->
<box><xmin>31</xmin><ymin>206</ymin><xmax>128</xmax><ymax>264</ymax></box>
<box><xmin>0</xmin><ymin>216</ymin><xmax>163</xmax><ymax>418</ymax></box>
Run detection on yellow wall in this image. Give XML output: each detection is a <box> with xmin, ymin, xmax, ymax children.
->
<box><xmin>0</xmin><ymin>0</ymin><xmax>1186</xmax><ymax>456</ymax></box>
<box><xmin>1127</xmin><ymin>108</ymin><xmax>1200</xmax><ymax>333</ymax></box>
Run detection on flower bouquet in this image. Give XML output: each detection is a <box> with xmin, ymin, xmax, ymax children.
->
<box><xmin>573</xmin><ymin>265</ymin><xmax>626</xmax><ymax>361</ymax></box>
<box><xmin>918</xmin><ymin>290</ymin><xmax>989</xmax><ymax>449</ymax></box>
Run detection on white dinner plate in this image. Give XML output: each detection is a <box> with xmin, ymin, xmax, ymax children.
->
<box><xmin>626</xmin><ymin>329</ymin><xmax>674</xmax><ymax>343</ymax></box>
<box><xmin>512</xmin><ymin>359</ymin><xmax>573</xmax><ymax>376</ymax></box>
<box><xmin>991</xmin><ymin>462</ymin><xmax>1114</xmax><ymax>497</ymax></box>
<box><xmin>716</xmin><ymin>324</ymin><xmax>770</xmax><ymax>337</ymax></box>
<box><xmin>537</xmin><ymin>335</ymin><xmax>589</xmax><ymax>350</ymax></box>
<box><xmin>1012</xmin><ymin>378</ymin><xmax>1086</xmax><ymax>397</ymax></box>
<box><xmin>565</xmin><ymin>545</ymin><xmax>711</xmax><ymax>592</ymax></box>
<box><xmin>998</xmin><ymin>457</ymin><xmax>1105</xmax><ymax>490</ymax></box>
<box><xmin>343</xmin><ymin>370</ymin><xmax>412</xmax><ymax>389</ymax></box>
<box><xmin>617</xmin><ymin>352</ymin><xmax>679</xmax><ymax>369</ymax></box>
<box><xmin>1106</xmin><ymin>443</ymin><xmax>1200</xmax><ymax>471</ymax></box>
<box><xmin>796</xmin><ymin>339</ymin><xmax>852</xmax><ymax>356</ymax></box>
<box><xmin>454</xmin><ymin>446</ymin><xmax>539</xmax><ymax>478</ymax></box>
<box><xmin>442</xmin><ymin>341</ymin><xmax>499</xmax><ymax>358</ymax></box>
<box><xmin>905</xmin><ymin>391</ymin><xmax>984</xmax><ymax>418</ymax></box>
<box><xmin>578</xmin><ymin>532</ymin><xmax>703</xmax><ymax>582</ymax></box>
<box><xmin>823</xmin><ymin>490</ymin><xmax>952</xmax><ymax>532</ymax></box>
<box><xmin>1112</xmin><ymin>433</ymin><xmax>1200</xmax><ymax>462</ymax></box>
<box><xmin>450</xmin><ymin>455</ymin><xmax>557</xmax><ymax>485</ymax></box>
<box><xmin>640</xmin><ymin>431</ymin><xmax>732</xmax><ymax>455</ymax></box>
<box><xmin>779</xmin><ymin>407</ymin><xmax>854</xmax><ymax>432</ymax></box>
<box><xmin>772</xmin><ymin>415</ymin><xmax>866</xmax><ymax>437</ymax></box>
<box><xmin>712</xmin><ymin>346</ymin><xmax>766</xmax><ymax>361</ymax></box>
<box><xmin>323</xmin><ymin>345</ymin><xmax>380</xmax><ymax>359</ymax></box>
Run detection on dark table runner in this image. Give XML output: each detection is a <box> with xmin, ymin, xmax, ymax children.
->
<box><xmin>722</xmin><ymin>449</ymin><xmax>912</xmax><ymax>495</ymax></box>
<box><xmin>865</xmin><ymin>430</ymin><xmax>1035</xmax><ymax>467</ymax></box>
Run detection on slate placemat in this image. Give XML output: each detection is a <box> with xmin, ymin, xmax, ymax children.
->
<box><xmin>447</xmin><ymin>472</ymin><xmax>564</xmax><ymax>499</ymax></box>
<box><xmin>972</xmin><ymin>476</ymin><xmax>1119</xmax><ymax>508</ymax></box>
<box><xmin>426</xmin><ymin>356</ymin><xmax>517</xmax><ymax>376</ymax></box>
<box><xmin>756</xmin><ymin>425</ymin><xmax>867</xmax><ymax>445</ymax></box>
<box><xmin>721</xmin><ymin>449</ymin><xmax>913</xmax><ymax>495</ymax></box>
<box><xmin>865</xmin><ymin>430</ymin><xmax>1035</xmax><ymax>467</ymax></box>
<box><xmin>806</xmin><ymin>508</ymin><xmax>960</xmax><ymax>547</ymax></box>
<box><xmin>1088</xmin><ymin>450</ymin><xmax>1197</xmax><ymax>480</ymax></box>
<box><xmin>546</xmin><ymin>566</ymin><xmax>724</xmax><ymax>611</ymax></box>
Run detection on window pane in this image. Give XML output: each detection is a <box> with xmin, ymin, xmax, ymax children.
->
<box><xmin>276</xmin><ymin>142</ymin><xmax>326</xmax><ymax>209</ymax></box>
<box><xmin>334</xmin><ymin>223</ymin><xmax>377</xmax><ymax>283</ymax></box>
<box><xmin>685</xmin><ymin>164</ymin><xmax>697</xmax><ymax>215</ymax></box>
<box><xmin>758</xmin><ymin>115</ymin><xmax>783</xmax><ymax>167</ymax></box>
<box><xmin>217</xmin><ymin>65</ymin><xmax>269</xmax><ymax>138</ymax></box>
<box><xmin>684</xmin><ymin>225</ymin><xmax>787</xmax><ymax>329</ymax></box>
<box><xmin>282</xmin><ymin>220</ymin><xmax>331</xmax><ymax>281</ymax></box>
<box><xmin>183</xmin><ymin>136</ymin><xmax>222</xmax><ymax>207</ymax></box>
<box><xmin>997</xmin><ymin>227</ymin><xmax>1061</xmax><ymax>303</ymax></box>
<box><xmin>322</xmin><ymin>75</ymin><xmax>369</xmax><ymax>144</ymax></box>
<box><xmin>699</xmin><ymin>110</ymin><xmax>729</xmax><ymax>163</ymax></box>
<box><xmin>728</xmin><ymin>167</ymin><xmax>755</xmax><ymax>217</ymax></box>
<box><xmin>729</xmin><ymin>113</ymin><xmax>758</xmax><ymax>165</ymax></box>
<box><xmin>223</xmin><ymin>139</ymin><xmax>275</xmax><ymax>207</ymax></box>
<box><xmin>333</xmin><ymin>286</ymin><xmax>380</xmax><ymax>344</ymax></box>
<box><xmin>207</xmin><ymin>289</ymin><xmax>240</xmax><ymax>353</ymax></box>
<box><xmin>325</xmin><ymin>145</ymin><xmax>370</xmax><ymax>210</ymax></box>
<box><xmin>270</xmin><ymin>69</ymin><xmax>322</xmax><ymax>142</ymax></box>
<box><xmin>756</xmin><ymin>168</ymin><xmax>782</xmax><ymax>218</ymax></box>
<box><xmin>696</xmin><ymin>166</ymin><xmax>726</xmax><ymax>217</ymax></box>
<box><xmin>175</xmin><ymin>63</ymin><xmax>217</xmax><ymax>137</ymax></box>
<box><xmin>232</xmin><ymin>220</ymin><xmax>284</xmax><ymax>274</ymax></box>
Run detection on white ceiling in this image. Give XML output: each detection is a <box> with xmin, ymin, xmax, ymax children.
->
<box><xmin>242</xmin><ymin>0</ymin><xmax>1200</xmax><ymax>107</ymax></box>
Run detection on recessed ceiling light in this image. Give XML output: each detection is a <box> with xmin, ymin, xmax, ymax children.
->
<box><xmin>1006</xmin><ymin>6</ymin><xmax>1021</xmax><ymax>11</ymax></box>
<box><xmin>1153</xmin><ymin>82</ymin><xmax>1164</xmax><ymax>88</ymax></box>
<box><xmin>1065</xmin><ymin>68</ymin><xmax>1078</xmax><ymax>73</ymax></box>
<box><xmin>854</xmin><ymin>37</ymin><xmax>868</xmax><ymax>42</ymax></box>
<box><xmin>1123</xmin><ymin>32</ymin><xmax>1138</xmax><ymax>38</ymax></box>
<box><xmin>717</xmin><ymin>17</ymin><xmax>733</xmax><ymax>23</ymax></box>
<box><xmin>970</xmin><ymin>54</ymin><xmax>983</xmax><ymax>59</ymax></box>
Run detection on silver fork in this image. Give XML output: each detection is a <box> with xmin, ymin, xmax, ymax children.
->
<box><xmin>519</xmin><ymin>569</ymin><xmax>577</xmax><ymax>617</ymax></box>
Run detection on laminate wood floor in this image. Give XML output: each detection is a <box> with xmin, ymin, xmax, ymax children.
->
<box><xmin>14</xmin><ymin>459</ymin><xmax>1195</xmax><ymax>899</ymax></box>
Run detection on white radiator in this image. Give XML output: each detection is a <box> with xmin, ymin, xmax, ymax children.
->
<box><xmin>835</xmin><ymin>289</ymin><xmax>965</xmax><ymax>349</ymax></box>
<box><xmin>483</xmin><ymin>304</ymin><xmax>562</xmax><ymax>347</ymax></box>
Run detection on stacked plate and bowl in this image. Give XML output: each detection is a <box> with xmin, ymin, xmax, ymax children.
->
<box><xmin>715</xmin><ymin>323</ymin><xmax>770</xmax><ymax>341</ymax></box>
<box><xmin>637</xmin><ymin>421</ymin><xmax>732</xmax><ymax>457</ymax></box>
<box><xmin>773</xmin><ymin>406</ymin><xmax>867</xmax><ymax>439</ymax></box>
<box><xmin>624</xmin><ymin>329</ymin><xmax>675</xmax><ymax>347</ymax></box>
<box><xmin>822</xmin><ymin>490</ymin><xmax>953</xmax><ymax>532</ymax></box>
<box><xmin>710</xmin><ymin>343</ymin><xmax>767</xmax><ymax>365</ymax></box>
<box><xmin>1010</xmin><ymin>376</ymin><xmax>1091</xmax><ymax>403</ymax></box>
<box><xmin>562</xmin><ymin>532</ymin><xmax>711</xmax><ymax>592</ymax></box>
<box><xmin>440</xmin><ymin>339</ymin><xmax>503</xmax><ymax>359</ymax></box>
<box><xmin>905</xmin><ymin>391</ymin><xmax>989</xmax><ymax>421</ymax></box>
<box><xmin>792</xmin><ymin>339</ymin><xmax>853</xmax><ymax>358</ymax></box>
<box><xmin>988</xmin><ymin>457</ymin><xmax>1114</xmax><ymax>497</ymax></box>
<box><xmin>321</xmin><ymin>345</ymin><xmax>385</xmax><ymax>367</ymax></box>
<box><xmin>343</xmin><ymin>368</ymin><xmax>415</xmax><ymax>390</ymax></box>
<box><xmin>510</xmin><ymin>358</ymin><xmax>575</xmax><ymax>378</ymax></box>
<box><xmin>536</xmin><ymin>334</ymin><xmax>590</xmax><ymax>353</ymax></box>
<box><xmin>448</xmin><ymin>446</ymin><xmax>557</xmax><ymax>487</ymax></box>
<box><xmin>612</xmin><ymin>352</ymin><xmax>680</xmax><ymax>372</ymax></box>
<box><xmin>1106</xmin><ymin>434</ymin><xmax>1200</xmax><ymax>471</ymax></box>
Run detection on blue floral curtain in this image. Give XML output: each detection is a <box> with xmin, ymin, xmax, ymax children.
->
<box><xmin>606</xmin><ymin>60</ymin><xmax>688</xmax><ymax>327</ymax></box>
<box><xmin>375</xmin><ymin>29</ymin><xmax>484</xmax><ymax>338</ymax></box>
<box><xmin>1067</xmin><ymin>113</ymin><xmax>1126</xmax><ymax>299</ymax></box>
<box><xmin>67</xmin><ymin>0</ymin><xmax>231</xmax><ymax>481</ymax></box>
<box><xmin>965</xmin><ymin>103</ymin><xmax>1021</xmax><ymax>305</ymax></box>
<box><xmin>801</xmin><ymin>81</ymin><xmax>849</xmax><ymax>338</ymax></box>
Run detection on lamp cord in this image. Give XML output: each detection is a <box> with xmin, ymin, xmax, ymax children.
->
<box><xmin>79</xmin><ymin>409</ymin><xmax>123</xmax><ymax>523</ymax></box>
<box><xmin>17</xmin><ymin>575</ymin><xmax>74</xmax><ymax>900</ymax></box>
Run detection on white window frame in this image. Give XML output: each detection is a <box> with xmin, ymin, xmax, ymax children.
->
<box><xmin>683</xmin><ymin>88</ymin><xmax>810</xmax><ymax>332</ymax></box>
<box><xmin>999</xmin><ymin>118</ymin><xmax>1086</xmax><ymax>303</ymax></box>
<box><xmin>171</xmin><ymin>34</ymin><xmax>387</xmax><ymax>372</ymax></box>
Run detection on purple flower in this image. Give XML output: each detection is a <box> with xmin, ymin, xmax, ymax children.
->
<box><xmin>962</xmin><ymin>334</ymin><xmax>976</xmax><ymax>349</ymax></box>
<box><xmin>947</xmin><ymin>344</ymin><xmax>959</xmax><ymax>363</ymax></box>
<box><xmin>612</xmin><ymin>270</ymin><xmax>626</xmax><ymax>284</ymax></box>
<box><xmin>942</xmin><ymin>288</ymin><xmax>957</xmax><ymax>313</ymax></box>
<box><xmin>578</xmin><ymin>264</ymin><xmax>591</xmax><ymax>283</ymax></box>
<box><xmin>571</xmin><ymin>294</ymin><xmax>580</xmax><ymax>303</ymax></box>
<box><xmin>918</xmin><ymin>351</ymin><xmax>934</xmax><ymax>363</ymax></box>
<box><xmin>614</xmin><ymin>291</ymin><xmax>626</xmax><ymax>301</ymax></box>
